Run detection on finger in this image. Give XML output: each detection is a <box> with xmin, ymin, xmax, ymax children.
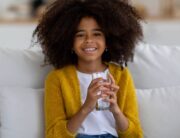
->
<box><xmin>97</xmin><ymin>94</ymin><xmax>102</xmax><ymax>99</ymax></box>
<box><xmin>89</xmin><ymin>78</ymin><xmax>103</xmax><ymax>87</ymax></box>
<box><xmin>104</xmin><ymin>98</ymin><xmax>116</xmax><ymax>104</ymax></box>
<box><xmin>103</xmin><ymin>97</ymin><xmax>114</xmax><ymax>104</ymax></box>
<box><xmin>108</xmin><ymin>72</ymin><xmax>115</xmax><ymax>84</ymax></box>
<box><xmin>92</xmin><ymin>86</ymin><xmax>110</xmax><ymax>96</ymax></box>
<box><xmin>103</xmin><ymin>91</ymin><xmax>116</xmax><ymax>99</ymax></box>
<box><xmin>101</xmin><ymin>81</ymin><xmax>111</xmax><ymax>89</ymax></box>
<box><xmin>90</xmin><ymin>80</ymin><xmax>110</xmax><ymax>91</ymax></box>
<box><xmin>96</xmin><ymin>89</ymin><xmax>109</xmax><ymax>99</ymax></box>
<box><xmin>110</xmin><ymin>84</ymin><xmax>119</xmax><ymax>92</ymax></box>
<box><xmin>90</xmin><ymin>78</ymin><xmax>111</xmax><ymax>88</ymax></box>
<box><xmin>101</xmin><ymin>93</ymin><xmax>109</xmax><ymax>98</ymax></box>
<box><xmin>88</xmin><ymin>79</ymin><xmax>103</xmax><ymax>91</ymax></box>
<box><xmin>90</xmin><ymin>79</ymin><xmax>111</xmax><ymax>91</ymax></box>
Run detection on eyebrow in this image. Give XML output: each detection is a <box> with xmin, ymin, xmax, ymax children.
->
<box><xmin>76</xmin><ymin>28</ymin><xmax>103</xmax><ymax>33</ymax></box>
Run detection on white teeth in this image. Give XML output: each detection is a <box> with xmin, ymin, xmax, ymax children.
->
<box><xmin>84</xmin><ymin>48</ymin><xmax>96</xmax><ymax>52</ymax></box>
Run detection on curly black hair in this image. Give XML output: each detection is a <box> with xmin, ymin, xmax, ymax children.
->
<box><xmin>33</xmin><ymin>0</ymin><xmax>143</xmax><ymax>69</ymax></box>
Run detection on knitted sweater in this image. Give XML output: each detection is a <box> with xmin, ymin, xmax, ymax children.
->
<box><xmin>45</xmin><ymin>63</ymin><xmax>143</xmax><ymax>138</ymax></box>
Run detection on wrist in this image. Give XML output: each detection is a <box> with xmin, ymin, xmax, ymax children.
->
<box><xmin>80</xmin><ymin>105</ymin><xmax>92</xmax><ymax>115</ymax></box>
<box><xmin>111</xmin><ymin>107</ymin><xmax>121</xmax><ymax>116</ymax></box>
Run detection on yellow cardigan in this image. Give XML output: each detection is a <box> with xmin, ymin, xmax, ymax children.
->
<box><xmin>45</xmin><ymin>63</ymin><xmax>143</xmax><ymax>138</ymax></box>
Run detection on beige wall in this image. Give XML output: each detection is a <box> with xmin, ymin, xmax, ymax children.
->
<box><xmin>132</xmin><ymin>0</ymin><xmax>180</xmax><ymax>18</ymax></box>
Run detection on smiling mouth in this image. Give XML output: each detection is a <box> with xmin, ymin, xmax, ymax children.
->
<box><xmin>83</xmin><ymin>47</ymin><xmax>97</xmax><ymax>53</ymax></box>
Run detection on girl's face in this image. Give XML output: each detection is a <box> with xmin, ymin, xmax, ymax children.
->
<box><xmin>73</xmin><ymin>17</ymin><xmax>106</xmax><ymax>64</ymax></box>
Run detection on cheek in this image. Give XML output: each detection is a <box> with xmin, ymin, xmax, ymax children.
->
<box><xmin>99</xmin><ymin>41</ymin><xmax>106</xmax><ymax>50</ymax></box>
<box><xmin>98</xmin><ymin>37</ymin><xmax>106</xmax><ymax>46</ymax></box>
<box><xmin>73</xmin><ymin>39</ymin><xmax>79</xmax><ymax>49</ymax></box>
<box><xmin>73</xmin><ymin>39</ymin><xmax>84</xmax><ymax>47</ymax></box>
<box><xmin>73</xmin><ymin>42</ymin><xmax>81</xmax><ymax>55</ymax></box>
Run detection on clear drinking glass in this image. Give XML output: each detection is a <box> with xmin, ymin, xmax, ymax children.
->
<box><xmin>92</xmin><ymin>72</ymin><xmax>110</xmax><ymax>110</ymax></box>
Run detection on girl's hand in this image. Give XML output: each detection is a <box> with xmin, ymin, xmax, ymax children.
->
<box><xmin>82</xmin><ymin>78</ymin><xmax>110</xmax><ymax>113</ymax></box>
<box><xmin>104</xmin><ymin>73</ymin><xmax>120</xmax><ymax>114</ymax></box>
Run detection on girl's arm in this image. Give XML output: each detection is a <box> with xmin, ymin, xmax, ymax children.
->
<box><xmin>67</xmin><ymin>78</ymin><xmax>110</xmax><ymax>133</ymax></box>
<box><xmin>105</xmin><ymin>73</ymin><xmax>129</xmax><ymax>131</ymax></box>
<box><xmin>45</xmin><ymin>71</ymin><xmax>76</xmax><ymax>138</ymax></box>
<box><xmin>66</xmin><ymin>103</ymin><xmax>91</xmax><ymax>134</ymax></box>
<box><xmin>105</xmin><ymin>71</ymin><xmax>143</xmax><ymax>138</ymax></box>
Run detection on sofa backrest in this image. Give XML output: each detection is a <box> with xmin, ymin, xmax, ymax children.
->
<box><xmin>128</xmin><ymin>43</ymin><xmax>180</xmax><ymax>89</ymax></box>
<box><xmin>0</xmin><ymin>44</ymin><xmax>180</xmax><ymax>138</ymax></box>
<box><xmin>1</xmin><ymin>43</ymin><xmax>179</xmax><ymax>89</ymax></box>
<box><xmin>0</xmin><ymin>47</ymin><xmax>51</xmax><ymax>138</ymax></box>
<box><xmin>0</xmin><ymin>48</ymin><xmax>52</xmax><ymax>88</ymax></box>
<box><xmin>128</xmin><ymin>43</ymin><xmax>180</xmax><ymax>138</ymax></box>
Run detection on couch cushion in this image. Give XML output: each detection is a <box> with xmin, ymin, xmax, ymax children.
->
<box><xmin>0</xmin><ymin>87</ymin><xmax>44</xmax><ymax>138</ymax></box>
<box><xmin>0</xmin><ymin>48</ymin><xmax>52</xmax><ymax>88</ymax></box>
<box><xmin>136</xmin><ymin>86</ymin><xmax>180</xmax><ymax>138</ymax></box>
<box><xmin>128</xmin><ymin>43</ymin><xmax>180</xmax><ymax>89</ymax></box>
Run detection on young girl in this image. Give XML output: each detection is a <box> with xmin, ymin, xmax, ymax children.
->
<box><xmin>34</xmin><ymin>0</ymin><xmax>143</xmax><ymax>137</ymax></box>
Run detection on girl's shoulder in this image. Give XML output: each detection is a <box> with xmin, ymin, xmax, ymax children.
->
<box><xmin>108</xmin><ymin>62</ymin><xmax>132</xmax><ymax>82</ymax></box>
<box><xmin>108</xmin><ymin>62</ymin><xmax>129</xmax><ymax>73</ymax></box>
<box><xmin>46</xmin><ymin>65</ymin><xmax>76</xmax><ymax>80</ymax></box>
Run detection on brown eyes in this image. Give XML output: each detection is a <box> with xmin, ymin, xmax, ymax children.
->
<box><xmin>75</xmin><ymin>33</ymin><xmax>84</xmax><ymax>37</ymax></box>
<box><xmin>75</xmin><ymin>32</ymin><xmax>103</xmax><ymax>38</ymax></box>
<box><xmin>94</xmin><ymin>32</ymin><xmax>102</xmax><ymax>36</ymax></box>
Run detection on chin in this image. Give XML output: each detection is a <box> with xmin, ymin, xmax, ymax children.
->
<box><xmin>83</xmin><ymin>58</ymin><xmax>98</xmax><ymax>63</ymax></box>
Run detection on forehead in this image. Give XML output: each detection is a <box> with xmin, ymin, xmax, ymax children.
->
<box><xmin>77</xmin><ymin>17</ymin><xmax>101</xmax><ymax>29</ymax></box>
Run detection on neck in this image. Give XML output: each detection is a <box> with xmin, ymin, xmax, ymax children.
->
<box><xmin>76</xmin><ymin>60</ymin><xmax>107</xmax><ymax>74</ymax></box>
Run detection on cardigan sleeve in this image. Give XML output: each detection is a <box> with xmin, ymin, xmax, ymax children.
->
<box><xmin>45</xmin><ymin>71</ymin><xmax>76</xmax><ymax>138</ymax></box>
<box><xmin>117</xmin><ymin>69</ymin><xmax>143</xmax><ymax>138</ymax></box>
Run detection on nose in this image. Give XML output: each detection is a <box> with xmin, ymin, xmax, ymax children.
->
<box><xmin>85</xmin><ymin>34</ymin><xmax>93</xmax><ymax>43</ymax></box>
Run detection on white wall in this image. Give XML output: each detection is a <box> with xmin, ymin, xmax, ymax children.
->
<box><xmin>0</xmin><ymin>20</ymin><xmax>180</xmax><ymax>49</ymax></box>
<box><xmin>0</xmin><ymin>23</ymin><xmax>36</xmax><ymax>49</ymax></box>
<box><xmin>0</xmin><ymin>0</ymin><xmax>30</xmax><ymax>9</ymax></box>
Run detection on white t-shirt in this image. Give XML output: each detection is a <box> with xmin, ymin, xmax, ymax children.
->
<box><xmin>77</xmin><ymin>69</ymin><xmax>118</xmax><ymax>137</ymax></box>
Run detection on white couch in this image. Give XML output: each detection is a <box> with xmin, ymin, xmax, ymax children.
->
<box><xmin>0</xmin><ymin>43</ymin><xmax>180</xmax><ymax>138</ymax></box>
<box><xmin>128</xmin><ymin>43</ymin><xmax>180</xmax><ymax>138</ymax></box>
